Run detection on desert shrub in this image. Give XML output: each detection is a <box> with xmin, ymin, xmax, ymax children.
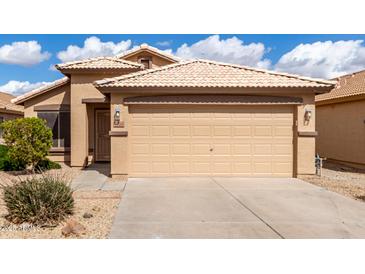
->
<box><xmin>35</xmin><ymin>158</ymin><xmax>62</xmax><ymax>172</ymax></box>
<box><xmin>2</xmin><ymin>174</ymin><xmax>74</xmax><ymax>226</ymax></box>
<box><xmin>0</xmin><ymin>118</ymin><xmax>53</xmax><ymax>170</ymax></box>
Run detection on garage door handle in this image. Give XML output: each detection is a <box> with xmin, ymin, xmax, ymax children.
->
<box><xmin>210</xmin><ymin>148</ymin><xmax>213</xmax><ymax>152</ymax></box>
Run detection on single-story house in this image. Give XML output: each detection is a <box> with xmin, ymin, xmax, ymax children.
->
<box><xmin>0</xmin><ymin>91</ymin><xmax>24</xmax><ymax>138</ymax></box>
<box><xmin>316</xmin><ymin>70</ymin><xmax>365</xmax><ymax>168</ymax></box>
<box><xmin>12</xmin><ymin>43</ymin><xmax>335</xmax><ymax>178</ymax></box>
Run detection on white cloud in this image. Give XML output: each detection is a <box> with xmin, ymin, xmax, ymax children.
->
<box><xmin>0</xmin><ymin>40</ymin><xmax>51</xmax><ymax>66</ymax></box>
<box><xmin>57</xmin><ymin>36</ymin><xmax>132</xmax><ymax>62</ymax></box>
<box><xmin>275</xmin><ymin>40</ymin><xmax>365</xmax><ymax>79</ymax></box>
<box><xmin>0</xmin><ymin>80</ymin><xmax>51</xmax><ymax>95</ymax></box>
<box><xmin>175</xmin><ymin>35</ymin><xmax>271</xmax><ymax>68</ymax></box>
<box><xmin>156</xmin><ymin>40</ymin><xmax>172</xmax><ymax>47</ymax></box>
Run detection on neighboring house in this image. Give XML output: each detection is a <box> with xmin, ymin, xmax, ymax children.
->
<box><xmin>12</xmin><ymin>43</ymin><xmax>335</xmax><ymax>178</ymax></box>
<box><xmin>316</xmin><ymin>70</ymin><xmax>365</xmax><ymax>168</ymax></box>
<box><xmin>0</xmin><ymin>91</ymin><xmax>24</xmax><ymax>139</ymax></box>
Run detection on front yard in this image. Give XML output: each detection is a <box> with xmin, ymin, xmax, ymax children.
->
<box><xmin>0</xmin><ymin>166</ymin><xmax>121</xmax><ymax>239</ymax></box>
<box><xmin>299</xmin><ymin>161</ymin><xmax>365</xmax><ymax>202</ymax></box>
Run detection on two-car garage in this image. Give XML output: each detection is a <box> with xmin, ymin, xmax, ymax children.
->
<box><xmin>127</xmin><ymin>98</ymin><xmax>295</xmax><ymax>177</ymax></box>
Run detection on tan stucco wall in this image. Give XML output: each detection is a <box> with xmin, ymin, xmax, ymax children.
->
<box><xmin>296</xmin><ymin>94</ymin><xmax>316</xmax><ymax>174</ymax></box>
<box><xmin>316</xmin><ymin>99</ymin><xmax>365</xmax><ymax>166</ymax></box>
<box><xmin>70</xmin><ymin>73</ymin><xmax>118</xmax><ymax>166</ymax></box>
<box><xmin>23</xmin><ymin>83</ymin><xmax>70</xmax><ymax>117</ymax></box>
<box><xmin>109</xmin><ymin>90</ymin><xmax>317</xmax><ymax>178</ymax></box>
<box><xmin>110</xmin><ymin>93</ymin><xmax>129</xmax><ymax>177</ymax></box>
<box><xmin>0</xmin><ymin>111</ymin><xmax>23</xmax><ymax>120</ymax></box>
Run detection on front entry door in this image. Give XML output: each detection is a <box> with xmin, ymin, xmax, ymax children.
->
<box><xmin>95</xmin><ymin>109</ymin><xmax>111</xmax><ymax>161</ymax></box>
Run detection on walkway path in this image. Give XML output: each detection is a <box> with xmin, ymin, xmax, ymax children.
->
<box><xmin>71</xmin><ymin>164</ymin><xmax>125</xmax><ymax>191</ymax></box>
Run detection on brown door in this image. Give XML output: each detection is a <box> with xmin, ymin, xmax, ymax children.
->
<box><xmin>95</xmin><ymin>109</ymin><xmax>111</xmax><ymax>161</ymax></box>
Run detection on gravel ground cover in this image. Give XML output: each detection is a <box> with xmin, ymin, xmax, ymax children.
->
<box><xmin>299</xmin><ymin>161</ymin><xmax>365</xmax><ymax>202</ymax></box>
<box><xmin>0</xmin><ymin>165</ymin><xmax>121</xmax><ymax>239</ymax></box>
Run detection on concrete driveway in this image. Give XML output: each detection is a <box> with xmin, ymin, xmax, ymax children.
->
<box><xmin>109</xmin><ymin>177</ymin><xmax>365</xmax><ymax>238</ymax></box>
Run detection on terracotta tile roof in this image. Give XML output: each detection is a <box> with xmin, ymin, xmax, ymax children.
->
<box><xmin>12</xmin><ymin>77</ymin><xmax>70</xmax><ymax>105</ymax></box>
<box><xmin>123</xmin><ymin>95</ymin><xmax>303</xmax><ymax>105</ymax></box>
<box><xmin>0</xmin><ymin>91</ymin><xmax>24</xmax><ymax>113</ymax></box>
<box><xmin>316</xmin><ymin>70</ymin><xmax>365</xmax><ymax>102</ymax></box>
<box><xmin>95</xmin><ymin>59</ymin><xmax>336</xmax><ymax>89</ymax></box>
<box><xmin>55</xmin><ymin>57</ymin><xmax>143</xmax><ymax>71</ymax></box>
<box><xmin>116</xmin><ymin>43</ymin><xmax>181</xmax><ymax>62</ymax></box>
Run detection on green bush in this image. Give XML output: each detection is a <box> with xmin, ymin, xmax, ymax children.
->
<box><xmin>0</xmin><ymin>144</ymin><xmax>26</xmax><ymax>171</ymax></box>
<box><xmin>0</xmin><ymin>144</ymin><xmax>8</xmax><ymax>158</ymax></box>
<box><xmin>35</xmin><ymin>158</ymin><xmax>62</xmax><ymax>172</ymax></box>
<box><xmin>2</xmin><ymin>174</ymin><xmax>74</xmax><ymax>226</ymax></box>
<box><xmin>0</xmin><ymin>118</ymin><xmax>53</xmax><ymax>170</ymax></box>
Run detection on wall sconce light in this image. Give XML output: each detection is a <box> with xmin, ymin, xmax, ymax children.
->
<box><xmin>304</xmin><ymin>109</ymin><xmax>312</xmax><ymax>123</ymax></box>
<box><xmin>114</xmin><ymin>105</ymin><xmax>121</xmax><ymax>126</ymax></box>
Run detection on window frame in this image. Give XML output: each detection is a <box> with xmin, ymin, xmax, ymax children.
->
<box><xmin>37</xmin><ymin>110</ymin><xmax>70</xmax><ymax>148</ymax></box>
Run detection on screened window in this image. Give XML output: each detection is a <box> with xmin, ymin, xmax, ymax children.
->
<box><xmin>38</xmin><ymin>111</ymin><xmax>70</xmax><ymax>148</ymax></box>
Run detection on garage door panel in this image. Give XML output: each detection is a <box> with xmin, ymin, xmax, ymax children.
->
<box><xmin>150</xmin><ymin>161</ymin><xmax>169</xmax><ymax>173</ymax></box>
<box><xmin>151</xmin><ymin>144</ymin><xmax>170</xmax><ymax>155</ymax></box>
<box><xmin>233</xmin><ymin>126</ymin><xmax>251</xmax><ymax>136</ymax></box>
<box><xmin>192</xmin><ymin>126</ymin><xmax>211</xmax><ymax>136</ymax></box>
<box><xmin>131</xmin><ymin>126</ymin><xmax>149</xmax><ymax>136</ymax></box>
<box><xmin>172</xmin><ymin>144</ymin><xmax>191</xmax><ymax>155</ymax></box>
<box><xmin>254</xmin><ymin>126</ymin><xmax>272</xmax><ymax>136</ymax></box>
<box><xmin>233</xmin><ymin>162</ymin><xmax>252</xmax><ymax>173</ymax></box>
<box><xmin>172</xmin><ymin>126</ymin><xmax>190</xmax><ymax>136</ymax></box>
<box><xmin>273</xmin><ymin>144</ymin><xmax>292</xmax><ymax>155</ymax></box>
<box><xmin>232</xmin><ymin>144</ymin><xmax>251</xmax><ymax>155</ymax></box>
<box><xmin>151</xmin><ymin>126</ymin><xmax>169</xmax><ymax>136</ymax></box>
<box><xmin>273</xmin><ymin>162</ymin><xmax>292</xmax><ymax>173</ymax></box>
<box><xmin>274</xmin><ymin>126</ymin><xmax>293</xmax><ymax>136</ymax></box>
<box><xmin>131</xmin><ymin>143</ymin><xmax>150</xmax><ymax>155</ymax></box>
<box><xmin>171</xmin><ymin>161</ymin><xmax>190</xmax><ymax>173</ymax></box>
<box><xmin>128</xmin><ymin>105</ymin><xmax>293</xmax><ymax>177</ymax></box>
<box><xmin>191</xmin><ymin>161</ymin><xmax>210</xmax><ymax>174</ymax></box>
<box><xmin>212</xmin><ymin>144</ymin><xmax>231</xmax><ymax>155</ymax></box>
<box><xmin>253</xmin><ymin>144</ymin><xmax>272</xmax><ymax>155</ymax></box>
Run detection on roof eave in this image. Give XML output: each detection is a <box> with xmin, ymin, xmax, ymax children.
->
<box><xmin>316</xmin><ymin>93</ymin><xmax>365</xmax><ymax>106</ymax></box>
<box><xmin>95</xmin><ymin>85</ymin><xmax>329</xmax><ymax>94</ymax></box>
<box><xmin>12</xmin><ymin>78</ymin><xmax>70</xmax><ymax>105</ymax></box>
<box><xmin>56</xmin><ymin>67</ymin><xmax>142</xmax><ymax>75</ymax></box>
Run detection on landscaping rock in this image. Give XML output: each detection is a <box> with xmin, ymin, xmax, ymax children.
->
<box><xmin>83</xmin><ymin>212</ymin><xmax>93</xmax><ymax>219</ymax></box>
<box><xmin>92</xmin><ymin>206</ymin><xmax>101</xmax><ymax>212</ymax></box>
<box><xmin>61</xmin><ymin>219</ymin><xmax>86</xmax><ymax>237</ymax></box>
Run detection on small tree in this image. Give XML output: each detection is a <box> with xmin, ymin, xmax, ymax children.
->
<box><xmin>1</xmin><ymin>117</ymin><xmax>53</xmax><ymax>170</ymax></box>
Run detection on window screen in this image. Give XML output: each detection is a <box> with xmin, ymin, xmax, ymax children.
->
<box><xmin>37</xmin><ymin>111</ymin><xmax>70</xmax><ymax>148</ymax></box>
<box><xmin>59</xmin><ymin>112</ymin><xmax>70</xmax><ymax>147</ymax></box>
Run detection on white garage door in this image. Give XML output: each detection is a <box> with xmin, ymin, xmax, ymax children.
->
<box><xmin>128</xmin><ymin>105</ymin><xmax>294</xmax><ymax>177</ymax></box>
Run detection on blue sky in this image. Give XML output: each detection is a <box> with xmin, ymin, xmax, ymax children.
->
<box><xmin>1</xmin><ymin>34</ymin><xmax>365</xmax><ymax>95</ymax></box>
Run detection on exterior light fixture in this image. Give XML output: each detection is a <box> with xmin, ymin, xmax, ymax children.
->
<box><xmin>114</xmin><ymin>105</ymin><xmax>121</xmax><ymax>126</ymax></box>
<box><xmin>304</xmin><ymin>109</ymin><xmax>312</xmax><ymax>123</ymax></box>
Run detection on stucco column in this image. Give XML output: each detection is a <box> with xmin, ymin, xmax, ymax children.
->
<box><xmin>296</xmin><ymin>94</ymin><xmax>316</xmax><ymax>175</ymax></box>
<box><xmin>70</xmin><ymin>81</ymin><xmax>89</xmax><ymax>167</ymax></box>
<box><xmin>110</xmin><ymin>93</ymin><xmax>129</xmax><ymax>179</ymax></box>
